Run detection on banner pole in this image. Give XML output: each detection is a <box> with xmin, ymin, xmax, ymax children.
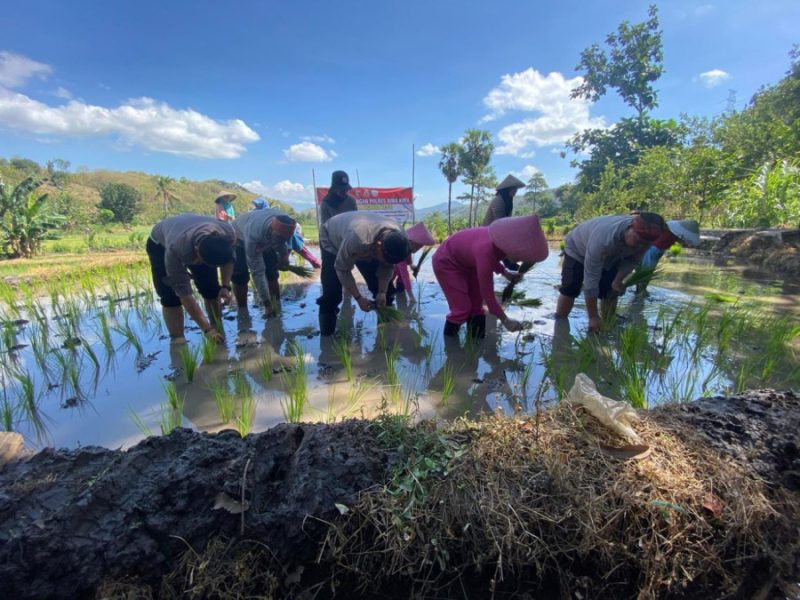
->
<box><xmin>312</xmin><ymin>169</ymin><xmax>320</xmax><ymax>233</ymax></box>
<box><xmin>411</xmin><ymin>144</ymin><xmax>416</xmax><ymax>222</ymax></box>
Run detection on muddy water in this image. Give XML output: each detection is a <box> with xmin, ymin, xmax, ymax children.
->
<box><xmin>3</xmin><ymin>246</ymin><xmax>799</xmax><ymax>450</ymax></box>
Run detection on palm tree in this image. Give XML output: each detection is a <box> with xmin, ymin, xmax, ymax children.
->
<box><xmin>153</xmin><ymin>176</ymin><xmax>179</xmax><ymax>217</ymax></box>
<box><xmin>438</xmin><ymin>143</ymin><xmax>462</xmax><ymax>235</ymax></box>
<box><xmin>458</xmin><ymin>130</ymin><xmax>494</xmax><ymax>227</ymax></box>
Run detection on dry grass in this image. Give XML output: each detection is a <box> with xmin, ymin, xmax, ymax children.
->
<box><xmin>322</xmin><ymin>406</ymin><xmax>798</xmax><ymax>599</ymax></box>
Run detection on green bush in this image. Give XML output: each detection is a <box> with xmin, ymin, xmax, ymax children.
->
<box><xmin>98</xmin><ymin>183</ymin><xmax>141</xmax><ymax>224</ymax></box>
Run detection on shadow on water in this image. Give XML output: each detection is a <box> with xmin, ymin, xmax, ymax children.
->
<box><xmin>1</xmin><ymin>246</ymin><xmax>799</xmax><ymax>449</ymax></box>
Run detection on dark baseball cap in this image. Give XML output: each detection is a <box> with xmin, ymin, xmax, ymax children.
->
<box><xmin>331</xmin><ymin>170</ymin><xmax>352</xmax><ymax>191</ymax></box>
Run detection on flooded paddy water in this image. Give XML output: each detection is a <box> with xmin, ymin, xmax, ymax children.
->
<box><xmin>1</xmin><ymin>246</ymin><xmax>798</xmax><ymax>450</ymax></box>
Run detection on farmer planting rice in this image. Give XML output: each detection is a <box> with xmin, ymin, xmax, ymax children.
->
<box><xmin>317</xmin><ymin>211</ymin><xmax>411</xmax><ymax>336</ymax></box>
<box><xmin>231</xmin><ymin>208</ymin><xmax>297</xmax><ymax>323</ymax></box>
<box><xmin>213</xmin><ymin>190</ymin><xmax>236</xmax><ymax>222</ymax></box>
<box><xmin>391</xmin><ymin>222</ymin><xmax>436</xmax><ymax>302</ymax></box>
<box><xmin>432</xmin><ymin>214</ymin><xmax>549</xmax><ymax>339</ymax></box>
<box><xmin>555</xmin><ymin>212</ymin><xmax>666</xmax><ymax>332</ymax></box>
<box><xmin>319</xmin><ymin>170</ymin><xmax>357</xmax><ymax>224</ymax></box>
<box><xmin>635</xmin><ymin>219</ymin><xmax>701</xmax><ymax>294</ymax></box>
<box><xmin>146</xmin><ymin>213</ymin><xmax>236</xmax><ymax>344</ymax></box>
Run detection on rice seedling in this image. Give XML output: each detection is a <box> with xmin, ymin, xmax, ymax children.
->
<box><xmin>258</xmin><ymin>351</ymin><xmax>274</xmax><ymax>382</ymax></box>
<box><xmin>424</xmin><ymin>332</ymin><xmax>440</xmax><ymax>373</ymax></box>
<box><xmin>128</xmin><ymin>406</ymin><xmax>153</xmax><ymax>438</ymax></box>
<box><xmin>281</xmin><ymin>341</ymin><xmax>308</xmax><ymax>423</ymax></box>
<box><xmin>209</xmin><ymin>379</ymin><xmax>235</xmax><ymax>424</ymax></box>
<box><xmin>384</xmin><ymin>343</ymin><xmax>401</xmax><ymax>402</ymax></box>
<box><xmin>374</xmin><ymin>305</ymin><xmax>405</xmax><ymax>323</ymax></box>
<box><xmin>441</xmin><ymin>361</ymin><xmax>456</xmax><ymax>406</ymax></box>
<box><xmin>614</xmin><ymin>320</ymin><xmax>652</xmax><ymax>408</ymax></box>
<box><xmin>1</xmin><ymin>389</ymin><xmax>14</xmax><ymax>431</ymax></box>
<box><xmin>668</xmin><ymin>242</ymin><xmax>683</xmax><ymax>257</ymax></box>
<box><xmin>233</xmin><ymin>370</ymin><xmax>257</xmax><ymax>437</ymax></box>
<box><xmin>179</xmin><ymin>344</ymin><xmax>201</xmax><ymax>383</ymax></box>
<box><xmin>81</xmin><ymin>338</ymin><xmax>101</xmax><ymax>380</ymax></box>
<box><xmin>113</xmin><ymin>316</ymin><xmax>143</xmax><ymax>355</ymax></box>
<box><xmin>415</xmin><ymin>279</ymin><xmax>426</xmax><ymax>303</ymax></box>
<box><xmin>500</xmin><ymin>261</ymin><xmax>535</xmax><ymax>303</ymax></box>
<box><xmin>284</xmin><ymin>264</ymin><xmax>315</xmax><ymax>279</ymax></box>
<box><xmin>704</xmin><ymin>292</ymin><xmax>738</xmax><ymax>303</ymax></box>
<box><xmin>622</xmin><ymin>265</ymin><xmax>662</xmax><ymax>289</ymax></box>
<box><xmin>159</xmin><ymin>381</ymin><xmax>184</xmax><ymax>435</ymax></box>
<box><xmin>201</xmin><ymin>334</ymin><xmax>217</xmax><ymax>363</ymax></box>
<box><xmin>514</xmin><ymin>297</ymin><xmax>542</xmax><ymax>308</ymax></box>
<box><xmin>93</xmin><ymin>312</ymin><xmax>115</xmax><ymax>358</ymax></box>
<box><xmin>332</xmin><ymin>336</ymin><xmax>353</xmax><ymax>381</ymax></box>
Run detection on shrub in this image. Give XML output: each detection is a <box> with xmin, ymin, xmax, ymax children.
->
<box><xmin>98</xmin><ymin>183</ymin><xmax>141</xmax><ymax>224</ymax></box>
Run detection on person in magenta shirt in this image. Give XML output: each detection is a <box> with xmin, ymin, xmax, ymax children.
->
<box><xmin>432</xmin><ymin>215</ymin><xmax>549</xmax><ymax>339</ymax></box>
<box><xmin>392</xmin><ymin>222</ymin><xmax>436</xmax><ymax>302</ymax></box>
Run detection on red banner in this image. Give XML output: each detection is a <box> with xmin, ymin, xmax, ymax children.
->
<box><xmin>316</xmin><ymin>187</ymin><xmax>414</xmax><ymax>224</ymax></box>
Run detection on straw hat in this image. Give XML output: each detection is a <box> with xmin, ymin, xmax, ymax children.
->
<box><xmin>496</xmin><ymin>174</ymin><xmax>526</xmax><ymax>191</ymax></box>
<box><xmin>488</xmin><ymin>215</ymin><xmax>549</xmax><ymax>263</ymax></box>
<box><xmin>406</xmin><ymin>223</ymin><xmax>436</xmax><ymax>246</ymax></box>
<box><xmin>215</xmin><ymin>190</ymin><xmax>237</xmax><ymax>204</ymax></box>
<box><xmin>667</xmin><ymin>219</ymin><xmax>700</xmax><ymax>246</ymax></box>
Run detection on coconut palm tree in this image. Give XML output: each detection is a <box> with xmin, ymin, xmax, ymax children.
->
<box><xmin>438</xmin><ymin>143</ymin><xmax>462</xmax><ymax>235</ymax></box>
<box><xmin>153</xmin><ymin>176</ymin><xmax>179</xmax><ymax>217</ymax></box>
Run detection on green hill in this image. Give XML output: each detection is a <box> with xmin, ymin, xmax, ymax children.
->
<box><xmin>0</xmin><ymin>157</ymin><xmax>295</xmax><ymax>228</ymax></box>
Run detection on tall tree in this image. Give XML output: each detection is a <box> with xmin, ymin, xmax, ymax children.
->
<box><xmin>571</xmin><ymin>4</ymin><xmax>663</xmax><ymax>124</ymax></box>
<box><xmin>524</xmin><ymin>172</ymin><xmax>549</xmax><ymax>213</ymax></box>
<box><xmin>438</xmin><ymin>143</ymin><xmax>463</xmax><ymax>234</ymax></box>
<box><xmin>153</xmin><ymin>176</ymin><xmax>179</xmax><ymax>217</ymax></box>
<box><xmin>98</xmin><ymin>183</ymin><xmax>142</xmax><ymax>224</ymax></box>
<box><xmin>458</xmin><ymin>130</ymin><xmax>494</xmax><ymax>227</ymax></box>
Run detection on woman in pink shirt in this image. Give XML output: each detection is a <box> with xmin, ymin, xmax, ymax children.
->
<box><xmin>392</xmin><ymin>222</ymin><xmax>436</xmax><ymax>302</ymax></box>
<box><xmin>433</xmin><ymin>215</ymin><xmax>548</xmax><ymax>339</ymax></box>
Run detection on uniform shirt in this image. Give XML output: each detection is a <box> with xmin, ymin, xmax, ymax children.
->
<box><xmin>320</xmin><ymin>212</ymin><xmax>403</xmax><ymax>293</ymax></box>
<box><xmin>433</xmin><ymin>227</ymin><xmax>507</xmax><ymax>319</ymax></box>
<box><xmin>150</xmin><ymin>214</ymin><xmax>236</xmax><ymax>297</ymax></box>
<box><xmin>564</xmin><ymin>215</ymin><xmax>645</xmax><ymax>299</ymax></box>
<box><xmin>319</xmin><ymin>192</ymin><xmax>357</xmax><ymax>224</ymax></box>
<box><xmin>232</xmin><ymin>209</ymin><xmax>291</xmax><ymax>303</ymax></box>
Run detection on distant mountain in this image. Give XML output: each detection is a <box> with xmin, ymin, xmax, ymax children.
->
<box><xmin>416</xmin><ymin>201</ymin><xmax>467</xmax><ymax>219</ymax></box>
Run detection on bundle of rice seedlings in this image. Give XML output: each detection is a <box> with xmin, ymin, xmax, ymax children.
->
<box><xmin>373</xmin><ymin>305</ymin><xmax>404</xmax><ymax>323</ymax></box>
<box><xmin>515</xmin><ymin>297</ymin><xmax>542</xmax><ymax>308</ymax></box>
<box><xmin>622</xmin><ymin>265</ymin><xmax>662</xmax><ymax>289</ymax></box>
<box><xmin>412</xmin><ymin>247</ymin><xmax>433</xmax><ymax>278</ymax></box>
<box><xmin>284</xmin><ymin>264</ymin><xmax>315</xmax><ymax>279</ymax></box>
<box><xmin>705</xmin><ymin>292</ymin><xmax>738</xmax><ymax>303</ymax></box>
<box><xmin>501</xmin><ymin>261</ymin><xmax>535</xmax><ymax>303</ymax></box>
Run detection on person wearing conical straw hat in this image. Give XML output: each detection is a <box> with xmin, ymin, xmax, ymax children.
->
<box><xmin>482</xmin><ymin>174</ymin><xmax>526</xmax><ymax>226</ymax></box>
<box><xmin>392</xmin><ymin>222</ymin><xmax>436</xmax><ymax>302</ymax></box>
<box><xmin>432</xmin><ymin>215</ymin><xmax>549</xmax><ymax>339</ymax></box>
<box><xmin>214</xmin><ymin>190</ymin><xmax>237</xmax><ymax>222</ymax></box>
<box><xmin>635</xmin><ymin>219</ymin><xmax>700</xmax><ymax>294</ymax></box>
<box><xmin>555</xmin><ymin>212</ymin><xmax>666</xmax><ymax>333</ymax></box>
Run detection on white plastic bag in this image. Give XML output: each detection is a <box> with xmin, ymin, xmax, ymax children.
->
<box><xmin>565</xmin><ymin>373</ymin><xmax>642</xmax><ymax>443</ymax></box>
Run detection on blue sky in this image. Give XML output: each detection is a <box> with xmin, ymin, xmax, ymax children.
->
<box><xmin>1</xmin><ymin>0</ymin><xmax>797</xmax><ymax>210</ymax></box>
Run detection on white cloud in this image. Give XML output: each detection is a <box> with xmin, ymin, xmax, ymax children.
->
<box><xmin>0</xmin><ymin>90</ymin><xmax>260</xmax><ymax>158</ymax></box>
<box><xmin>513</xmin><ymin>165</ymin><xmax>541</xmax><ymax>182</ymax></box>
<box><xmin>54</xmin><ymin>86</ymin><xmax>72</xmax><ymax>100</ymax></box>
<box><xmin>301</xmin><ymin>134</ymin><xmax>335</xmax><ymax>144</ymax></box>
<box><xmin>699</xmin><ymin>69</ymin><xmax>730</xmax><ymax>88</ymax></box>
<box><xmin>241</xmin><ymin>179</ymin><xmax>311</xmax><ymax>201</ymax></box>
<box><xmin>0</xmin><ymin>51</ymin><xmax>52</xmax><ymax>88</ymax></box>
<box><xmin>481</xmin><ymin>68</ymin><xmax>605</xmax><ymax>156</ymax></box>
<box><xmin>416</xmin><ymin>143</ymin><xmax>440</xmax><ymax>157</ymax></box>
<box><xmin>283</xmin><ymin>141</ymin><xmax>336</xmax><ymax>162</ymax></box>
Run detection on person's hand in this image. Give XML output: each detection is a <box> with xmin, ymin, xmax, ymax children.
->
<box><xmin>356</xmin><ymin>295</ymin><xmax>372</xmax><ymax>312</ymax></box>
<box><xmin>375</xmin><ymin>292</ymin><xmax>387</xmax><ymax>308</ymax></box>
<box><xmin>203</xmin><ymin>327</ymin><xmax>224</xmax><ymax>343</ymax></box>
<box><xmin>588</xmin><ymin>316</ymin><xmax>601</xmax><ymax>333</ymax></box>
<box><xmin>611</xmin><ymin>279</ymin><xmax>625</xmax><ymax>295</ymax></box>
<box><xmin>503</xmin><ymin>317</ymin><xmax>524</xmax><ymax>332</ymax></box>
<box><xmin>504</xmin><ymin>271</ymin><xmax>522</xmax><ymax>284</ymax></box>
<box><xmin>218</xmin><ymin>286</ymin><xmax>232</xmax><ymax>305</ymax></box>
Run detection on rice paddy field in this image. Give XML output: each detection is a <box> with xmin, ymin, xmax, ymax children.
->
<box><xmin>1</xmin><ymin>246</ymin><xmax>798</xmax><ymax>450</ymax></box>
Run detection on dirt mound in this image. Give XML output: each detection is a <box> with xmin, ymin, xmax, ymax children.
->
<box><xmin>708</xmin><ymin>229</ymin><xmax>800</xmax><ymax>277</ymax></box>
<box><xmin>1</xmin><ymin>392</ymin><xmax>798</xmax><ymax>599</ymax></box>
